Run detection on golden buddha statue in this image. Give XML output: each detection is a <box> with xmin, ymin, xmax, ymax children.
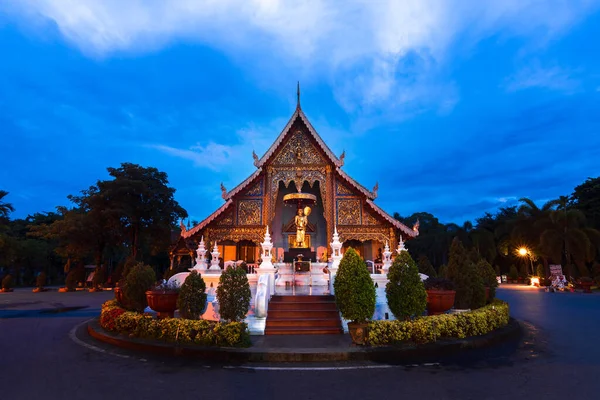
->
<box><xmin>294</xmin><ymin>206</ymin><xmax>311</xmax><ymax>247</ymax></box>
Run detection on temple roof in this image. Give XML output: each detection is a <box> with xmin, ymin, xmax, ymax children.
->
<box><xmin>255</xmin><ymin>106</ymin><xmax>343</xmax><ymax>169</ymax></box>
<box><xmin>182</xmin><ymin>199</ymin><xmax>233</xmax><ymax>239</ymax></box>
<box><xmin>183</xmin><ymin>104</ymin><xmax>415</xmax><ymax>240</ymax></box>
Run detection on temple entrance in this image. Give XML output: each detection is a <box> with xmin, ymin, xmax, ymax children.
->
<box><xmin>272</xmin><ymin>180</ymin><xmax>327</xmax><ymax>262</ymax></box>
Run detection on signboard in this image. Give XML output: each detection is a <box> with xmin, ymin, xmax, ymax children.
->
<box><xmin>549</xmin><ymin>264</ymin><xmax>563</xmax><ymax>278</ymax></box>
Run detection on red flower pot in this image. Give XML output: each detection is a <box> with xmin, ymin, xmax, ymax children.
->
<box><xmin>146</xmin><ymin>291</ymin><xmax>179</xmax><ymax>319</ymax></box>
<box><xmin>426</xmin><ymin>290</ymin><xmax>456</xmax><ymax>315</ymax></box>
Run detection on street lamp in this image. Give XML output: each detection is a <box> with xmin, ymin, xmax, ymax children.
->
<box><xmin>517</xmin><ymin>247</ymin><xmax>534</xmax><ymax>276</ymax></box>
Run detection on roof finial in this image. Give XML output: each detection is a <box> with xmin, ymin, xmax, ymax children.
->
<box><xmin>296</xmin><ymin>81</ymin><xmax>301</xmax><ymax>109</ymax></box>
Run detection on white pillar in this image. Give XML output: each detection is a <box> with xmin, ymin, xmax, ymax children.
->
<box><xmin>381</xmin><ymin>241</ymin><xmax>393</xmax><ymax>274</ymax></box>
<box><xmin>207</xmin><ymin>241</ymin><xmax>222</xmax><ymax>273</ymax></box>
<box><xmin>329</xmin><ymin>226</ymin><xmax>343</xmax><ymax>294</ymax></box>
<box><xmin>396</xmin><ymin>236</ymin><xmax>407</xmax><ymax>254</ymax></box>
<box><xmin>256</xmin><ymin>226</ymin><xmax>276</xmax><ymax>297</ymax></box>
<box><xmin>190</xmin><ymin>235</ymin><xmax>208</xmax><ymax>272</ymax></box>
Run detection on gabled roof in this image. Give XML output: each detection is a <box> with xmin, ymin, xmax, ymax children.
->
<box><xmin>222</xmin><ymin>168</ymin><xmax>262</xmax><ymax>201</ymax></box>
<box><xmin>182</xmin><ymin>199</ymin><xmax>233</xmax><ymax>239</ymax></box>
<box><xmin>336</xmin><ymin>167</ymin><xmax>376</xmax><ymax>200</ymax></box>
<box><xmin>365</xmin><ymin>199</ymin><xmax>417</xmax><ymax>238</ymax></box>
<box><xmin>256</xmin><ymin>106</ymin><xmax>344</xmax><ymax>168</ymax></box>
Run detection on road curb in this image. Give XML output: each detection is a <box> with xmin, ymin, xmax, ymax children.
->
<box><xmin>86</xmin><ymin>318</ymin><xmax>522</xmax><ymax>363</ymax></box>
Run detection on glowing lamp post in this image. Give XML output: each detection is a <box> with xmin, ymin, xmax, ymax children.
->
<box><xmin>517</xmin><ymin>247</ymin><xmax>534</xmax><ymax>277</ymax></box>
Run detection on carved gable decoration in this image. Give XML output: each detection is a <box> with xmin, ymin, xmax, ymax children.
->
<box><xmin>337</xmin><ymin>199</ymin><xmax>362</xmax><ymax>225</ymax></box>
<box><xmin>237</xmin><ymin>199</ymin><xmax>262</xmax><ymax>225</ymax></box>
<box><xmin>336</xmin><ymin>179</ymin><xmax>354</xmax><ymax>196</ymax></box>
<box><xmin>216</xmin><ymin>208</ymin><xmax>234</xmax><ymax>226</ymax></box>
<box><xmin>242</xmin><ymin>177</ymin><xmax>263</xmax><ymax>197</ymax></box>
<box><xmin>271</xmin><ymin>130</ymin><xmax>327</xmax><ymax>166</ymax></box>
<box><xmin>363</xmin><ymin>207</ymin><xmax>382</xmax><ymax>226</ymax></box>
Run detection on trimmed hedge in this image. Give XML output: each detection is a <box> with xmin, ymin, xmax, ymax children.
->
<box><xmin>368</xmin><ymin>300</ymin><xmax>509</xmax><ymax>346</ymax></box>
<box><xmin>100</xmin><ymin>300</ymin><xmax>250</xmax><ymax>348</ymax></box>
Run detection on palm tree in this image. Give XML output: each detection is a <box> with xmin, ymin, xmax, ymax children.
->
<box><xmin>0</xmin><ymin>190</ymin><xmax>15</xmax><ymax>219</ymax></box>
<box><xmin>536</xmin><ymin>208</ymin><xmax>600</xmax><ymax>278</ymax></box>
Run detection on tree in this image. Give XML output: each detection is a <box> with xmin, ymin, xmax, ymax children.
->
<box><xmin>0</xmin><ymin>190</ymin><xmax>14</xmax><ymax>220</ymax></box>
<box><xmin>572</xmin><ymin>177</ymin><xmax>600</xmax><ymax>230</ymax></box>
<box><xmin>417</xmin><ymin>255</ymin><xmax>436</xmax><ymax>278</ymax></box>
<box><xmin>177</xmin><ymin>270</ymin><xmax>207</xmax><ymax>320</ymax></box>
<box><xmin>97</xmin><ymin>163</ymin><xmax>187</xmax><ymax>259</ymax></box>
<box><xmin>386</xmin><ymin>251</ymin><xmax>427</xmax><ymax>320</ymax></box>
<box><xmin>448</xmin><ymin>237</ymin><xmax>485</xmax><ymax>309</ymax></box>
<box><xmin>536</xmin><ymin>208</ymin><xmax>600</xmax><ymax>278</ymax></box>
<box><xmin>216</xmin><ymin>265</ymin><xmax>251</xmax><ymax>322</ymax></box>
<box><xmin>334</xmin><ymin>247</ymin><xmax>375</xmax><ymax>323</ymax></box>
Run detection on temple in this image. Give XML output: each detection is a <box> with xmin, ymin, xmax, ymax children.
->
<box><xmin>172</xmin><ymin>90</ymin><xmax>418</xmax><ymax>270</ymax></box>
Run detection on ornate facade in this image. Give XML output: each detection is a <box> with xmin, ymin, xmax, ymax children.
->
<box><xmin>178</xmin><ymin>100</ymin><xmax>418</xmax><ymax>262</ymax></box>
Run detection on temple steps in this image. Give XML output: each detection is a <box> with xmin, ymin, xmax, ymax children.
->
<box><xmin>265</xmin><ymin>295</ymin><xmax>343</xmax><ymax>335</ymax></box>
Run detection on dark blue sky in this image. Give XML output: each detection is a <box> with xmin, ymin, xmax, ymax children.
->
<box><xmin>1</xmin><ymin>1</ymin><xmax>600</xmax><ymax>224</ymax></box>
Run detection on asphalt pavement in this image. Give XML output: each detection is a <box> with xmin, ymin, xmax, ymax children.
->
<box><xmin>0</xmin><ymin>286</ymin><xmax>599</xmax><ymax>400</ymax></box>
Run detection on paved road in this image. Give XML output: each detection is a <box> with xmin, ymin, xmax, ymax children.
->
<box><xmin>1</xmin><ymin>286</ymin><xmax>599</xmax><ymax>400</ymax></box>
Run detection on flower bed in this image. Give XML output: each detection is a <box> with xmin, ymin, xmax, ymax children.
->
<box><xmin>99</xmin><ymin>300</ymin><xmax>250</xmax><ymax>348</ymax></box>
<box><xmin>368</xmin><ymin>300</ymin><xmax>509</xmax><ymax>346</ymax></box>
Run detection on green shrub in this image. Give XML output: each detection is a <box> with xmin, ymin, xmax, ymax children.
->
<box><xmin>424</xmin><ymin>277</ymin><xmax>455</xmax><ymax>291</ymax></box>
<box><xmin>386</xmin><ymin>252</ymin><xmax>427</xmax><ymax>320</ymax></box>
<box><xmin>177</xmin><ymin>270</ymin><xmax>207</xmax><ymax>320</ymax></box>
<box><xmin>99</xmin><ymin>300</ymin><xmax>250</xmax><ymax>347</ymax></box>
<box><xmin>2</xmin><ymin>274</ymin><xmax>13</xmax><ymax>290</ymax></box>
<box><xmin>65</xmin><ymin>270</ymin><xmax>78</xmax><ymax>290</ymax></box>
<box><xmin>438</xmin><ymin>264</ymin><xmax>448</xmax><ymax>279</ymax></box>
<box><xmin>447</xmin><ymin>238</ymin><xmax>485</xmax><ymax>309</ymax></box>
<box><xmin>334</xmin><ymin>247</ymin><xmax>375</xmax><ymax>323</ymax></box>
<box><xmin>476</xmin><ymin>259</ymin><xmax>498</xmax><ymax>300</ymax></box>
<box><xmin>121</xmin><ymin>262</ymin><xmax>156</xmax><ymax>312</ymax></box>
<box><xmin>417</xmin><ymin>255</ymin><xmax>437</xmax><ymax>278</ymax></box>
<box><xmin>216</xmin><ymin>265</ymin><xmax>251</xmax><ymax>322</ymax></box>
<box><xmin>508</xmin><ymin>265</ymin><xmax>519</xmax><ymax>280</ymax></box>
<box><xmin>494</xmin><ymin>264</ymin><xmax>501</xmax><ymax>276</ymax></box>
<box><xmin>368</xmin><ymin>300</ymin><xmax>510</xmax><ymax>346</ymax></box>
<box><xmin>36</xmin><ymin>272</ymin><xmax>47</xmax><ymax>288</ymax></box>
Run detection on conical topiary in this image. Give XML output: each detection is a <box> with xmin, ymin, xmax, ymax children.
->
<box><xmin>476</xmin><ymin>259</ymin><xmax>498</xmax><ymax>300</ymax></box>
<box><xmin>177</xmin><ymin>270</ymin><xmax>207</xmax><ymax>320</ymax></box>
<box><xmin>217</xmin><ymin>265</ymin><xmax>251</xmax><ymax>322</ymax></box>
<box><xmin>448</xmin><ymin>237</ymin><xmax>485</xmax><ymax>310</ymax></box>
<box><xmin>438</xmin><ymin>264</ymin><xmax>448</xmax><ymax>279</ymax></box>
<box><xmin>417</xmin><ymin>255</ymin><xmax>437</xmax><ymax>278</ymax></box>
<box><xmin>447</xmin><ymin>237</ymin><xmax>468</xmax><ymax>281</ymax></box>
<box><xmin>387</xmin><ymin>251</ymin><xmax>427</xmax><ymax>320</ymax></box>
<box><xmin>333</xmin><ymin>247</ymin><xmax>375</xmax><ymax>323</ymax></box>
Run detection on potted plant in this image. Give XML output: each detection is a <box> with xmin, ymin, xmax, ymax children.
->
<box><xmin>508</xmin><ymin>265</ymin><xmax>519</xmax><ymax>284</ymax></box>
<box><xmin>146</xmin><ymin>280</ymin><xmax>180</xmax><ymax>319</ymax></box>
<box><xmin>578</xmin><ymin>276</ymin><xmax>594</xmax><ymax>294</ymax></box>
<box><xmin>33</xmin><ymin>272</ymin><xmax>47</xmax><ymax>293</ymax></box>
<box><xmin>121</xmin><ymin>262</ymin><xmax>156</xmax><ymax>312</ymax></box>
<box><xmin>1</xmin><ymin>274</ymin><xmax>14</xmax><ymax>293</ymax></box>
<box><xmin>424</xmin><ymin>277</ymin><xmax>456</xmax><ymax>315</ymax></box>
<box><xmin>333</xmin><ymin>248</ymin><xmax>376</xmax><ymax>345</ymax></box>
<box><xmin>387</xmin><ymin>251</ymin><xmax>427</xmax><ymax>320</ymax></box>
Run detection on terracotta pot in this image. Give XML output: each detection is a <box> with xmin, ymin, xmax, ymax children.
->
<box><xmin>580</xmin><ymin>282</ymin><xmax>593</xmax><ymax>294</ymax></box>
<box><xmin>426</xmin><ymin>290</ymin><xmax>456</xmax><ymax>315</ymax></box>
<box><xmin>0</xmin><ymin>288</ymin><xmax>13</xmax><ymax>293</ymax></box>
<box><xmin>347</xmin><ymin>321</ymin><xmax>369</xmax><ymax>345</ymax></box>
<box><xmin>146</xmin><ymin>291</ymin><xmax>179</xmax><ymax>319</ymax></box>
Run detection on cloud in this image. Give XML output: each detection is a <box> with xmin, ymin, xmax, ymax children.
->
<box><xmin>504</xmin><ymin>63</ymin><xmax>580</xmax><ymax>93</ymax></box>
<box><xmin>4</xmin><ymin>0</ymin><xmax>598</xmax><ymax>118</ymax></box>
